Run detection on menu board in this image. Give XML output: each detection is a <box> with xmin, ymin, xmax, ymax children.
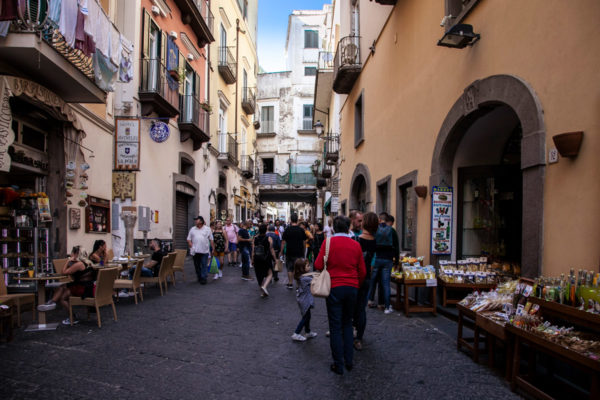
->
<box><xmin>430</xmin><ymin>186</ymin><xmax>453</xmax><ymax>255</ymax></box>
<box><xmin>115</xmin><ymin>118</ymin><xmax>140</xmax><ymax>170</ymax></box>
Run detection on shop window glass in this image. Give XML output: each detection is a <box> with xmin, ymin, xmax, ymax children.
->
<box><xmin>400</xmin><ymin>184</ymin><xmax>414</xmax><ymax>251</ymax></box>
<box><xmin>21</xmin><ymin>124</ymin><xmax>45</xmax><ymax>152</ymax></box>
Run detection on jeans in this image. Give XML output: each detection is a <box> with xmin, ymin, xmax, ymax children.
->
<box><xmin>193</xmin><ymin>253</ymin><xmax>209</xmax><ymax>281</ymax></box>
<box><xmin>128</xmin><ymin>266</ymin><xmax>153</xmax><ymax>279</ymax></box>
<box><xmin>294</xmin><ymin>308</ymin><xmax>312</xmax><ymax>334</ymax></box>
<box><xmin>326</xmin><ymin>286</ymin><xmax>358</xmax><ymax>370</ymax></box>
<box><xmin>240</xmin><ymin>247</ymin><xmax>251</xmax><ymax>276</ymax></box>
<box><xmin>353</xmin><ymin>278</ymin><xmax>370</xmax><ymax>340</ymax></box>
<box><xmin>368</xmin><ymin>258</ymin><xmax>392</xmax><ymax>308</ymax></box>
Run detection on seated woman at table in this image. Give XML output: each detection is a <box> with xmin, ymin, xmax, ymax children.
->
<box><xmin>38</xmin><ymin>246</ymin><xmax>96</xmax><ymax>325</ymax></box>
<box><xmin>90</xmin><ymin>240</ymin><xmax>108</xmax><ymax>265</ymax></box>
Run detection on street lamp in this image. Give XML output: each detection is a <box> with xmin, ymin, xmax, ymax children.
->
<box><xmin>314</xmin><ymin>120</ymin><xmax>324</xmax><ymax>136</ymax></box>
<box><xmin>437</xmin><ymin>24</ymin><xmax>480</xmax><ymax>49</ymax></box>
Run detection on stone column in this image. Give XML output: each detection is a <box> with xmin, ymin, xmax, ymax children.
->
<box><xmin>121</xmin><ymin>212</ymin><xmax>137</xmax><ymax>256</ymax></box>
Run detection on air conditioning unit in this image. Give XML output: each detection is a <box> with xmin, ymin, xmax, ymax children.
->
<box><xmin>151</xmin><ymin>6</ymin><xmax>160</xmax><ymax>15</ymax></box>
<box><xmin>187</xmin><ymin>53</ymin><xmax>194</xmax><ymax>61</ymax></box>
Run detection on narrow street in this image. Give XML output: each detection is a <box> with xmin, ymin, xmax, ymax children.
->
<box><xmin>1</xmin><ymin>259</ymin><xmax>519</xmax><ymax>400</ymax></box>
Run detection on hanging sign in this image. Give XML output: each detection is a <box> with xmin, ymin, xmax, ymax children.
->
<box><xmin>430</xmin><ymin>186</ymin><xmax>453</xmax><ymax>255</ymax></box>
<box><xmin>114</xmin><ymin>118</ymin><xmax>140</xmax><ymax>170</ymax></box>
<box><xmin>149</xmin><ymin>121</ymin><xmax>170</xmax><ymax>143</ymax></box>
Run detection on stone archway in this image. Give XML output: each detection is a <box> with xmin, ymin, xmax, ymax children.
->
<box><xmin>349</xmin><ymin>163</ymin><xmax>372</xmax><ymax>212</ymax></box>
<box><xmin>430</xmin><ymin>74</ymin><xmax>546</xmax><ymax>277</ymax></box>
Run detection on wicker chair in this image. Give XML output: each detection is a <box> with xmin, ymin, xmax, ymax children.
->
<box><xmin>68</xmin><ymin>267</ymin><xmax>118</xmax><ymax>328</ymax></box>
<box><xmin>171</xmin><ymin>249</ymin><xmax>187</xmax><ymax>282</ymax></box>
<box><xmin>140</xmin><ymin>254</ymin><xmax>170</xmax><ymax>296</ymax></box>
<box><xmin>166</xmin><ymin>251</ymin><xmax>178</xmax><ymax>286</ymax></box>
<box><xmin>0</xmin><ymin>274</ymin><xmax>35</xmax><ymax>327</ymax></box>
<box><xmin>46</xmin><ymin>258</ymin><xmax>70</xmax><ymax>289</ymax></box>
<box><xmin>112</xmin><ymin>259</ymin><xmax>144</xmax><ymax>304</ymax></box>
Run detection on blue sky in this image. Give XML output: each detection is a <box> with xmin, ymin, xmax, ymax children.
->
<box><xmin>258</xmin><ymin>0</ymin><xmax>328</xmax><ymax>72</ymax></box>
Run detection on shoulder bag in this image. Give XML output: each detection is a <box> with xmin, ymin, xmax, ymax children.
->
<box><xmin>310</xmin><ymin>237</ymin><xmax>331</xmax><ymax>298</ymax></box>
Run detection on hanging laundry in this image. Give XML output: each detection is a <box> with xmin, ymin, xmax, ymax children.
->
<box><xmin>78</xmin><ymin>0</ymin><xmax>88</xmax><ymax>15</ymax></box>
<box><xmin>59</xmin><ymin>0</ymin><xmax>78</xmax><ymax>47</ymax></box>
<box><xmin>109</xmin><ymin>24</ymin><xmax>121</xmax><ymax>67</ymax></box>
<box><xmin>93</xmin><ymin>50</ymin><xmax>117</xmax><ymax>92</ymax></box>
<box><xmin>0</xmin><ymin>0</ymin><xmax>18</xmax><ymax>21</ymax></box>
<box><xmin>93</xmin><ymin>3</ymin><xmax>110</xmax><ymax>56</ymax></box>
<box><xmin>74</xmin><ymin>0</ymin><xmax>95</xmax><ymax>56</ymax></box>
<box><xmin>83</xmin><ymin>0</ymin><xmax>96</xmax><ymax>42</ymax></box>
<box><xmin>119</xmin><ymin>34</ymin><xmax>134</xmax><ymax>83</ymax></box>
<box><xmin>48</xmin><ymin>0</ymin><xmax>62</xmax><ymax>27</ymax></box>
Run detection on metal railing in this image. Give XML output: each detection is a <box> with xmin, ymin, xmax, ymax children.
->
<box><xmin>318</xmin><ymin>51</ymin><xmax>334</xmax><ymax>70</ymax></box>
<box><xmin>241</xmin><ymin>87</ymin><xmax>256</xmax><ymax>114</ymax></box>
<box><xmin>334</xmin><ymin>35</ymin><xmax>361</xmax><ymax>72</ymax></box>
<box><xmin>139</xmin><ymin>58</ymin><xmax>180</xmax><ymax>109</ymax></box>
<box><xmin>258</xmin><ymin>172</ymin><xmax>316</xmax><ymax>185</ymax></box>
<box><xmin>217</xmin><ymin>132</ymin><xmax>238</xmax><ymax>162</ymax></box>
<box><xmin>325</xmin><ymin>132</ymin><xmax>340</xmax><ymax>159</ymax></box>
<box><xmin>240</xmin><ymin>155</ymin><xmax>254</xmax><ymax>176</ymax></box>
<box><xmin>218</xmin><ymin>46</ymin><xmax>237</xmax><ymax>75</ymax></box>
<box><xmin>194</xmin><ymin>0</ymin><xmax>214</xmax><ymax>35</ymax></box>
<box><xmin>178</xmin><ymin>95</ymin><xmax>209</xmax><ymax>132</ymax></box>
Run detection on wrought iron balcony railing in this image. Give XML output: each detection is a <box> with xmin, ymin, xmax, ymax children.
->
<box><xmin>240</xmin><ymin>155</ymin><xmax>255</xmax><ymax>179</ymax></box>
<box><xmin>318</xmin><ymin>51</ymin><xmax>334</xmax><ymax>70</ymax></box>
<box><xmin>241</xmin><ymin>87</ymin><xmax>256</xmax><ymax>115</ymax></box>
<box><xmin>139</xmin><ymin>58</ymin><xmax>180</xmax><ymax>117</ymax></box>
<box><xmin>218</xmin><ymin>46</ymin><xmax>237</xmax><ymax>84</ymax></box>
<box><xmin>217</xmin><ymin>132</ymin><xmax>238</xmax><ymax>165</ymax></box>
<box><xmin>324</xmin><ymin>133</ymin><xmax>340</xmax><ymax>164</ymax></box>
<box><xmin>178</xmin><ymin>95</ymin><xmax>209</xmax><ymax>149</ymax></box>
<box><xmin>333</xmin><ymin>35</ymin><xmax>362</xmax><ymax>94</ymax></box>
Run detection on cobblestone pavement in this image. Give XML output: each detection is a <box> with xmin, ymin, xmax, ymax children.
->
<box><xmin>1</xmin><ymin>259</ymin><xmax>521</xmax><ymax>400</ymax></box>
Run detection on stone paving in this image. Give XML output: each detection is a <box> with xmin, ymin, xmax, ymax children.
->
<box><xmin>1</xmin><ymin>259</ymin><xmax>522</xmax><ymax>400</ymax></box>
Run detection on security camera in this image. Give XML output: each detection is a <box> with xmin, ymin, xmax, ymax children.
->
<box><xmin>440</xmin><ymin>15</ymin><xmax>453</xmax><ymax>27</ymax></box>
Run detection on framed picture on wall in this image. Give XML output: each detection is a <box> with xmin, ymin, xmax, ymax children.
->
<box><xmin>85</xmin><ymin>197</ymin><xmax>111</xmax><ymax>233</ymax></box>
<box><xmin>69</xmin><ymin>208</ymin><xmax>81</xmax><ymax>230</ymax></box>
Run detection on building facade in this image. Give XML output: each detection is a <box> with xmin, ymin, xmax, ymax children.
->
<box><xmin>326</xmin><ymin>0</ymin><xmax>599</xmax><ymax>277</ymax></box>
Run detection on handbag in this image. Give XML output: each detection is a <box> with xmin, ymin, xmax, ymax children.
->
<box><xmin>274</xmin><ymin>258</ymin><xmax>283</xmax><ymax>272</ymax></box>
<box><xmin>310</xmin><ymin>237</ymin><xmax>331</xmax><ymax>298</ymax></box>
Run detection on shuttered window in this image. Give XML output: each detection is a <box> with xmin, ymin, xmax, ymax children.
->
<box><xmin>304</xmin><ymin>30</ymin><xmax>318</xmax><ymax>48</ymax></box>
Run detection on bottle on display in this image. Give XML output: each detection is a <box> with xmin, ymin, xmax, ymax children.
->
<box><xmin>569</xmin><ymin>268</ymin><xmax>576</xmax><ymax>306</ymax></box>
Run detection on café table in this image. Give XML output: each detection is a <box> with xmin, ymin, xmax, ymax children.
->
<box><xmin>19</xmin><ymin>275</ymin><xmax>67</xmax><ymax>331</ymax></box>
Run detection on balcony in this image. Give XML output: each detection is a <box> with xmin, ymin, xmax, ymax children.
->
<box><xmin>240</xmin><ymin>156</ymin><xmax>255</xmax><ymax>179</ymax></box>
<box><xmin>173</xmin><ymin>0</ymin><xmax>215</xmax><ymax>47</ymax></box>
<box><xmin>258</xmin><ymin>173</ymin><xmax>316</xmax><ymax>186</ymax></box>
<box><xmin>333</xmin><ymin>36</ymin><xmax>362</xmax><ymax>94</ymax></box>
<box><xmin>218</xmin><ymin>46</ymin><xmax>237</xmax><ymax>84</ymax></box>
<box><xmin>139</xmin><ymin>58</ymin><xmax>180</xmax><ymax>118</ymax></box>
<box><xmin>241</xmin><ymin>87</ymin><xmax>256</xmax><ymax>115</ymax></box>
<box><xmin>325</xmin><ymin>133</ymin><xmax>340</xmax><ymax>164</ymax></box>
<box><xmin>178</xmin><ymin>95</ymin><xmax>209</xmax><ymax>150</ymax></box>
<box><xmin>217</xmin><ymin>132</ymin><xmax>238</xmax><ymax>165</ymax></box>
<box><xmin>0</xmin><ymin>19</ymin><xmax>109</xmax><ymax>103</ymax></box>
<box><xmin>318</xmin><ymin>51</ymin><xmax>334</xmax><ymax>70</ymax></box>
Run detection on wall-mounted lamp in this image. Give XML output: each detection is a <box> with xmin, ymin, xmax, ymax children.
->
<box><xmin>552</xmin><ymin>131</ymin><xmax>583</xmax><ymax>158</ymax></box>
<box><xmin>437</xmin><ymin>24</ymin><xmax>480</xmax><ymax>49</ymax></box>
<box><xmin>314</xmin><ymin>120</ymin><xmax>324</xmax><ymax>136</ymax></box>
<box><xmin>414</xmin><ymin>185</ymin><xmax>428</xmax><ymax>198</ymax></box>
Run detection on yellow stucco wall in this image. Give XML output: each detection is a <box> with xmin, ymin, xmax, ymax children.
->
<box><xmin>339</xmin><ymin>0</ymin><xmax>600</xmax><ymax>276</ymax></box>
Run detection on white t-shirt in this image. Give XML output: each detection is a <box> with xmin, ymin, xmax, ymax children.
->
<box><xmin>187</xmin><ymin>225</ymin><xmax>213</xmax><ymax>255</ymax></box>
<box><xmin>323</xmin><ymin>225</ymin><xmax>333</xmax><ymax>238</ymax></box>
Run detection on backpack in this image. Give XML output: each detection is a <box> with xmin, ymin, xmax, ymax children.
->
<box><xmin>253</xmin><ymin>236</ymin><xmax>269</xmax><ymax>262</ymax></box>
<box><xmin>375</xmin><ymin>224</ymin><xmax>394</xmax><ymax>247</ymax></box>
<box><xmin>268</xmin><ymin>232</ymin><xmax>281</xmax><ymax>252</ymax></box>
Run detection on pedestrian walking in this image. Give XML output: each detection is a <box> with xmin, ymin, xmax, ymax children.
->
<box><xmin>281</xmin><ymin>214</ymin><xmax>307</xmax><ymax>290</ymax></box>
<box><xmin>349</xmin><ymin>210</ymin><xmax>363</xmax><ymax>241</ymax></box>
<box><xmin>237</xmin><ymin>220</ymin><xmax>253</xmax><ymax>281</ymax></box>
<box><xmin>311</xmin><ymin>222</ymin><xmax>325</xmax><ymax>268</ymax></box>
<box><xmin>291</xmin><ymin>258</ymin><xmax>317</xmax><ymax>342</ymax></box>
<box><xmin>353</xmin><ymin>212</ymin><xmax>378</xmax><ymax>350</ymax></box>
<box><xmin>212</xmin><ymin>220</ymin><xmax>228</xmax><ymax>280</ymax></box>
<box><xmin>224</xmin><ymin>218</ymin><xmax>239</xmax><ymax>266</ymax></box>
<box><xmin>252</xmin><ymin>224</ymin><xmax>277</xmax><ymax>297</ymax></box>
<box><xmin>314</xmin><ymin>216</ymin><xmax>366</xmax><ymax>375</ymax></box>
<box><xmin>323</xmin><ymin>217</ymin><xmax>333</xmax><ymax>238</ymax></box>
<box><xmin>266</xmin><ymin>224</ymin><xmax>281</xmax><ymax>282</ymax></box>
<box><xmin>187</xmin><ymin>216</ymin><xmax>214</xmax><ymax>284</ymax></box>
<box><xmin>368</xmin><ymin>212</ymin><xmax>397</xmax><ymax>313</ymax></box>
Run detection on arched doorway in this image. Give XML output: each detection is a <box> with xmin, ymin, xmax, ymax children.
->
<box><xmin>349</xmin><ymin>163</ymin><xmax>371</xmax><ymax>212</ymax></box>
<box><xmin>430</xmin><ymin>75</ymin><xmax>546</xmax><ymax>277</ymax></box>
<box><xmin>217</xmin><ymin>193</ymin><xmax>228</xmax><ymax>221</ymax></box>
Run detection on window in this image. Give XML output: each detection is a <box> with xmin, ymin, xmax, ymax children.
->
<box><xmin>302</xmin><ymin>104</ymin><xmax>313</xmax><ymax>130</ymax></box>
<box><xmin>377</xmin><ymin>176</ymin><xmax>390</xmax><ymax>214</ymax></box>
<box><xmin>237</xmin><ymin>0</ymin><xmax>248</xmax><ymax>19</ymax></box>
<box><xmin>242</xmin><ymin>69</ymin><xmax>248</xmax><ymax>101</ymax></box>
<box><xmin>21</xmin><ymin>124</ymin><xmax>46</xmax><ymax>152</ymax></box>
<box><xmin>354</xmin><ymin>92</ymin><xmax>364</xmax><ymax>147</ymax></box>
<box><xmin>304</xmin><ymin>30</ymin><xmax>318</xmax><ymax>48</ymax></box>
<box><xmin>304</xmin><ymin>66</ymin><xmax>317</xmax><ymax>76</ymax></box>
<box><xmin>261</xmin><ymin>106</ymin><xmax>274</xmax><ymax>133</ymax></box>
<box><xmin>180</xmin><ymin>157</ymin><xmax>194</xmax><ymax>179</ymax></box>
<box><xmin>262</xmin><ymin>158</ymin><xmax>274</xmax><ymax>173</ymax></box>
<box><xmin>400</xmin><ymin>184</ymin><xmax>414</xmax><ymax>251</ymax></box>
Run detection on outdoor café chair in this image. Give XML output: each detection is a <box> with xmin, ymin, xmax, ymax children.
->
<box><xmin>112</xmin><ymin>259</ymin><xmax>144</xmax><ymax>304</ymax></box>
<box><xmin>68</xmin><ymin>267</ymin><xmax>118</xmax><ymax>328</ymax></box>
<box><xmin>46</xmin><ymin>258</ymin><xmax>70</xmax><ymax>289</ymax></box>
<box><xmin>0</xmin><ymin>273</ymin><xmax>35</xmax><ymax>327</ymax></box>
<box><xmin>140</xmin><ymin>254</ymin><xmax>170</xmax><ymax>296</ymax></box>
<box><xmin>171</xmin><ymin>249</ymin><xmax>187</xmax><ymax>282</ymax></box>
<box><xmin>166</xmin><ymin>251</ymin><xmax>178</xmax><ymax>287</ymax></box>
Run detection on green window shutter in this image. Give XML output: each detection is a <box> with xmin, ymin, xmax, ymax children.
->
<box><xmin>194</xmin><ymin>71</ymin><xmax>201</xmax><ymax>99</ymax></box>
<box><xmin>178</xmin><ymin>52</ymin><xmax>185</xmax><ymax>95</ymax></box>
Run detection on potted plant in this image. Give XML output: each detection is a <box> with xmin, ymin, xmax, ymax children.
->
<box><xmin>552</xmin><ymin>131</ymin><xmax>584</xmax><ymax>158</ymax></box>
<box><xmin>321</xmin><ymin>167</ymin><xmax>332</xmax><ymax>179</ymax></box>
<box><xmin>200</xmin><ymin>102</ymin><xmax>212</xmax><ymax>113</ymax></box>
<box><xmin>168</xmin><ymin>69</ymin><xmax>180</xmax><ymax>81</ymax></box>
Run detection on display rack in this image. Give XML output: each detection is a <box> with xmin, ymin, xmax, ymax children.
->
<box><xmin>1</xmin><ymin>227</ymin><xmax>50</xmax><ymax>293</ymax></box>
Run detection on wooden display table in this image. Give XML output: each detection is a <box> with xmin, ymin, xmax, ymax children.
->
<box><xmin>438</xmin><ymin>279</ymin><xmax>497</xmax><ymax>307</ymax></box>
<box><xmin>456</xmin><ymin>303</ymin><xmax>481</xmax><ymax>359</ymax></box>
<box><xmin>394</xmin><ymin>277</ymin><xmax>437</xmax><ymax>317</ymax></box>
<box><xmin>476</xmin><ymin>313</ymin><xmax>512</xmax><ymax>380</ymax></box>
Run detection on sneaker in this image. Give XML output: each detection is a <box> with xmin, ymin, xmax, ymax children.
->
<box><xmin>286</xmin><ymin>284</ymin><xmax>294</xmax><ymax>290</ymax></box>
<box><xmin>37</xmin><ymin>301</ymin><xmax>56</xmax><ymax>312</ymax></box>
<box><xmin>261</xmin><ymin>286</ymin><xmax>269</xmax><ymax>296</ymax></box>
<box><xmin>118</xmin><ymin>290</ymin><xmax>129</xmax><ymax>298</ymax></box>
<box><xmin>384</xmin><ymin>306</ymin><xmax>394</xmax><ymax>314</ymax></box>
<box><xmin>218</xmin><ymin>270</ymin><xmax>223</xmax><ymax>278</ymax></box>
<box><xmin>62</xmin><ymin>318</ymin><xmax>79</xmax><ymax>325</ymax></box>
<box><xmin>213</xmin><ymin>274</ymin><xmax>219</xmax><ymax>280</ymax></box>
<box><xmin>241</xmin><ymin>275</ymin><xmax>253</xmax><ymax>281</ymax></box>
<box><xmin>326</xmin><ymin>330</ymin><xmax>330</xmax><ymax>337</ymax></box>
<box><xmin>291</xmin><ymin>333</ymin><xmax>307</xmax><ymax>342</ymax></box>
<box><xmin>304</xmin><ymin>332</ymin><xmax>317</xmax><ymax>339</ymax></box>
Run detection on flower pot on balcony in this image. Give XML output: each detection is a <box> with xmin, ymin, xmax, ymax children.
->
<box><xmin>253</xmin><ymin>121</ymin><xmax>260</xmax><ymax>129</ymax></box>
<box><xmin>168</xmin><ymin>70</ymin><xmax>180</xmax><ymax>81</ymax></box>
<box><xmin>414</xmin><ymin>185</ymin><xmax>427</xmax><ymax>198</ymax></box>
<box><xmin>321</xmin><ymin>168</ymin><xmax>332</xmax><ymax>179</ymax></box>
<box><xmin>552</xmin><ymin>131</ymin><xmax>583</xmax><ymax>158</ymax></box>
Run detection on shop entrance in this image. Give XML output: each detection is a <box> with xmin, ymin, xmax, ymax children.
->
<box><xmin>217</xmin><ymin>193</ymin><xmax>228</xmax><ymax>221</ymax></box>
<box><xmin>174</xmin><ymin>192</ymin><xmax>191</xmax><ymax>249</ymax></box>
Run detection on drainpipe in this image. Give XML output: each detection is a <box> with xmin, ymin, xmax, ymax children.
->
<box><xmin>235</xmin><ymin>18</ymin><xmax>241</xmax><ymax>143</ymax></box>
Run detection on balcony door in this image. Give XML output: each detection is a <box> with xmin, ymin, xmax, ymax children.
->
<box><xmin>219</xmin><ymin>107</ymin><xmax>227</xmax><ymax>152</ymax></box>
<box><xmin>220</xmin><ymin>24</ymin><xmax>227</xmax><ymax>63</ymax></box>
<box><xmin>148</xmin><ymin>25</ymin><xmax>160</xmax><ymax>91</ymax></box>
<box><xmin>240</xmin><ymin>127</ymin><xmax>246</xmax><ymax>157</ymax></box>
<box><xmin>184</xmin><ymin>68</ymin><xmax>194</xmax><ymax>121</ymax></box>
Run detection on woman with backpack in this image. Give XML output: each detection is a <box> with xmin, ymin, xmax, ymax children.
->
<box><xmin>252</xmin><ymin>224</ymin><xmax>277</xmax><ymax>297</ymax></box>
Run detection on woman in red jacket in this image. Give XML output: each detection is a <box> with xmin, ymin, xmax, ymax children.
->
<box><xmin>314</xmin><ymin>215</ymin><xmax>366</xmax><ymax>375</ymax></box>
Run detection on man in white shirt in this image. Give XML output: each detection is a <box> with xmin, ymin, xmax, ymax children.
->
<box><xmin>187</xmin><ymin>216</ymin><xmax>214</xmax><ymax>284</ymax></box>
